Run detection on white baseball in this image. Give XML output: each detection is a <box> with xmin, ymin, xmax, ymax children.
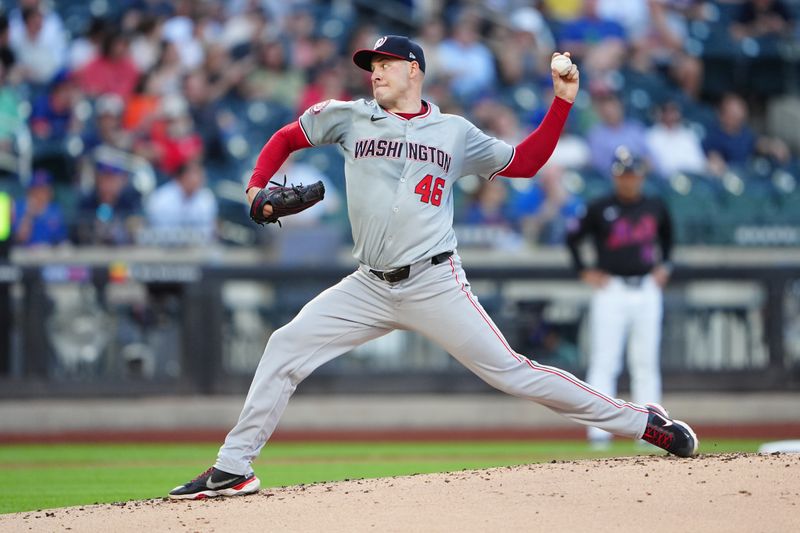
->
<box><xmin>551</xmin><ymin>54</ymin><xmax>572</xmax><ymax>76</ymax></box>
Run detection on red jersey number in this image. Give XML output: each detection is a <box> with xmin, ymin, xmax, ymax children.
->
<box><xmin>414</xmin><ymin>174</ymin><xmax>446</xmax><ymax>207</ymax></box>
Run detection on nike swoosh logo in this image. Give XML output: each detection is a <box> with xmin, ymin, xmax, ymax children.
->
<box><xmin>370</xmin><ymin>115</ymin><xmax>386</xmax><ymax>122</ymax></box>
<box><xmin>206</xmin><ymin>477</ymin><xmax>235</xmax><ymax>490</ymax></box>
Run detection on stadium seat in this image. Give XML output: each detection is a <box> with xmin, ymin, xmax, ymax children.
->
<box><xmin>642</xmin><ymin>175</ymin><xmax>669</xmax><ymax>197</ymax></box>
<box><xmin>712</xmin><ymin>171</ymin><xmax>779</xmax><ymax>243</ymax></box>
<box><xmin>0</xmin><ymin>177</ymin><xmax>24</xmax><ymax>199</ymax></box>
<box><xmin>618</xmin><ymin>68</ymin><xmax>675</xmax><ymax>122</ymax></box>
<box><xmin>771</xmin><ymin>169</ymin><xmax>800</xmax><ymax>224</ymax></box>
<box><xmin>575</xmin><ymin>168</ymin><xmax>612</xmax><ymax>202</ymax></box>
<box><xmin>663</xmin><ymin>173</ymin><xmax>722</xmax><ymax>244</ymax></box>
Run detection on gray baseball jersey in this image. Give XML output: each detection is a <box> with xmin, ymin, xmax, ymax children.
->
<box><xmin>212</xmin><ymin>98</ymin><xmax>655</xmax><ymax>477</ymax></box>
<box><xmin>298</xmin><ymin>98</ymin><xmax>514</xmax><ymax>270</ymax></box>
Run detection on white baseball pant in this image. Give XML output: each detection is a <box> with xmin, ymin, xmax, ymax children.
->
<box><xmin>586</xmin><ymin>275</ymin><xmax>663</xmax><ymax>443</ymax></box>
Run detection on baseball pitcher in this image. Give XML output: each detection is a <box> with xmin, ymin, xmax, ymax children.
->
<box><xmin>169</xmin><ymin>35</ymin><xmax>697</xmax><ymax>500</ymax></box>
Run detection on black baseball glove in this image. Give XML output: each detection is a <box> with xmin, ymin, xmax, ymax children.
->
<box><xmin>249</xmin><ymin>176</ymin><xmax>325</xmax><ymax>226</ymax></box>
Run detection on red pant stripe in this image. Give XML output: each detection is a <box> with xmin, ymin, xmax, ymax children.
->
<box><xmin>447</xmin><ymin>257</ymin><xmax>647</xmax><ymax>415</ymax></box>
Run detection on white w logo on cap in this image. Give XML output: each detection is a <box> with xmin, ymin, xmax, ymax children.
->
<box><xmin>374</xmin><ymin>36</ymin><xmax>387</xmax><ymax>49</ymax></box>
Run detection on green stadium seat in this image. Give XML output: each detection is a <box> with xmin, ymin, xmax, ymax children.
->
<box><xmin>664</xmin><ymin>173</ymin><xmax>722</xmax><ymax>244</ymax></box>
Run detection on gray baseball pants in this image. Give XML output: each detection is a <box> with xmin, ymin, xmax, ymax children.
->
<box><xmin>215</xmin><ymin>252</ymin><xmax>649</xmax><ymax>475</ymax></box>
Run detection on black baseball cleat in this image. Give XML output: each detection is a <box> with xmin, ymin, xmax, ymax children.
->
<box><xmin>641</xmin><ymin>403</ymin><xmax>699</xmax><ymax>458</ymax></box>
<box><xmin>168</xmin><ymin>467</ymin><xmax>261</xmax><ymax>500</ymax></box>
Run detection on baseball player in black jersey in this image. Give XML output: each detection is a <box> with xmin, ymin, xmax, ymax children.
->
<box><xmin>566</xmin><ymin>147</ymin><xmax>674</xmax><ymax>447</ymax></box>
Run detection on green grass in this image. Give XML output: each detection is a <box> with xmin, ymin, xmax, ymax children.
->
<box><xmin>0</xmin><ymin>439</ymin><xmax>762</xmax><ymax>514</ymax></box>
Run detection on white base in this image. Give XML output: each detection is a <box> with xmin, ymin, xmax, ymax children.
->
<box><xmin>758</xmin><ymin>440</ymin><xmax>800</xmax><ymax>453</ymax></box>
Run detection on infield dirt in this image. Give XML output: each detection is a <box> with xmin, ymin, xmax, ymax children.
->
<box><xmin>1</xmin><ymin>453</ymin><xmax>797</xmax><ymax>532</ymax></box>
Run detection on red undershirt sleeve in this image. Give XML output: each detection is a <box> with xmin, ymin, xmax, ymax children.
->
<box><xmin>498</xmin><ymin>96</ymin><xmax>573</xmax><ymax>178</ymax></box>
<box><xmin>246</xmin><ymin>121</ymin><xmax>312</xmax><ymax>191</ymax></box>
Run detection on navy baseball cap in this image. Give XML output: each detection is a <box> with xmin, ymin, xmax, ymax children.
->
<box><xmin>28</xmin><ymin>169</ymin><xmax>53</xmax><ymax>189</ymax></box>
<box><xmin>611</xmin><ymin>147</ymin><xmax>645</xmax><ymax>177</ymax></box>
<box><xmin>353</xmin><ymin>35</ymin><xmax>426</xmax><ymax>73</ymax></box>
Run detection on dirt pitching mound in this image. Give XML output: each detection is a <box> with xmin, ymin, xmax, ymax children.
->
<box><xmin>2</xmin><ymin>453</ymin><xmax>798</xmax><ymax>533</ymax></box>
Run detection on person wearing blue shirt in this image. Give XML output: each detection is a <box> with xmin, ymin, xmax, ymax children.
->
<box><xmin>12</xmin><ymin>169</ymin><xmax>66</xmax><ymax>246</ymax></box>
<box><xmin>511</xmin><ymin>166</ymin><xmax>584</xmax><ymax>245</ymax></box>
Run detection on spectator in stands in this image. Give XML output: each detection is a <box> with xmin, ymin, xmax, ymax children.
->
<box><xmin>296</xmin><ymin>64</ymin><xmax>352</xmax><ymax>117</ymax></box>
<box><xmin>346</xmin><ymin>23</ymin><xmax>381</xmax><ymax>96</ymax></box>
<box><xmin>645</xmin><ymin>100</ymin><xmax>707</xmax><ymax>177</ymax></box>
<box><xmin>29</xmin><ymin>70</ymin><xmax>80</xmax><ymax>141</ymax></box>
<box><xmin>145</xmin><ymin>159</ymin><xmax>218</xmax><ymax>245</ymax></box>
<box><xmin>83</xmin><ymin>93</ymin><xmax>134</xmax><ymax>153</ymax></box>
<box><xmin>281</xmin><ymin>6</ymin><xmax>318</xmax><ymax>71</ymax></box>
<box><xmin>511</xmin><ymin>165</ymin><xmax>585</xmax><ymax>246</ymax></box>
<box><xmin>472</xmin><ymin>100</ymin><xmax>527</xmax><ymax>145</ymax></box>
<box><xmin>162</xmin><ymin>0</ymin><xmax>206</xmax><ymax>72</ymax></box>
<box><xmin>0</xmin><ymin>60</ymin><xmax>25</xmax><ymax>165</ymax></box>
<box><xmin>436</xmin><ymin>8</ymin><xmax>498</xmax><ymax>104</ymax></box>
<box><xmin>630</xmin><ymin>0</ymin><xmax>705</xmax><ymax>102</ymax></box>
<box><xmin>415</xmin><ymin>20</ymin><xmax>447</xmax><ymax>85</ymax></box>
<box><xmin>123</xmin><ymin>71</ymin><xmax>163</xmax><ymax>135</ymax></box>
<box><xmin>556</xmin><ymin>0</ymin><xmax>627</xmax><ymax>74</ymax></box>
<box><xmin>464</xmin><ymin>180</ymin><xmax>514</xmax><ymax>227</ymax></box>
<box><xmin>129</xmin><ymin>14</ymin><xmax>163</xmax><ymax>74</ymax></box>
<box><xmin>183</xmin><ymin>69</ymin><xmax>237</xmax><ymax>164</ymax></box>
<box><xmin>74</xmin><ymin>31</ymin><xmax>140</xmax><ymax>99</ymax></box>
<box><xmin>0</xmin><ymin>13</ymin><xmax>18</xmax><ymax>78</ymax></box>
<box><xmin>75</xmin><ymin>161</ymin><xmax>142</xmax><ymax>245</ymax></box>
<box><xmin>703</xmin><ymin>93</ymin><xmax>790</xmax><ymax>175</ymax></box>
<box><xmin>200</xmin><ymin>42</ymin><xmax>246</xmax><ymax>102</ymax></box>
<box><xmin>476</xmin><ymin>95</ymin><xmax>589</xmax><ymax>170</ymax></box>
<box><xmin>730</xmin><ymin>0</ymin><xmax>794</xmax><ymax>41</ymax></box>
<box><xmin>241</xmin><ymin>39</ymin><xmax>305</xmax><ymax>110</ymax></box>
<box><xmin>68</xmin><ymin>17</ymin><xmax>108</xmax><ymax>71</ymax></box>
<box><xmin>596</xmin><ymin>0</ymin><xmax>651</xmax><ymax>43</ymax></box>
<box><xmin>137</xmin><ymin>94</ymin><xmax>203</xmax><ymax>176</ymax></box>
<box><xmin>307</xmin><ymin>36</ymin><xmax>341</xmax><ymax>79</ymax></box>
<box><xmin>147</xmin><ymin>40</ymin><xmax>185</xmax><ymax>97</ymax></box>
<box><xmin>461</xmin><ymin>180</ymin><xmax>522</xmax><ymax>250</ymax></box>
<box><xmin>8</xmin><ymin>2</ymin><xmax>67</xmax><ymax>85</ymax></box>
<box><xmin>490</xmin><ymin>7</ymin><xmax>555</xmax><ymax>89</ymax></box>
<box><xmin>29</xmin><ymin>70</ymin><xmax>84</xmax><ymax>180</ymax></box>
<box><xmin>219</xmin><ymin>2</ymin><xmax>271</xmax><ymax>55</ymax></box>
<box><xmin>8</xmin><ymin>0</ymin><xmax>64</xmax><ymax>43</ymax></box>
<box><xmin>542</xmin><ymin>0</ymin><xmax>584</xmax><ymax>22</ymax></box>
<box><xmin>586</xmin><ymin>88</ymin><xmax>651</xmax><ymax>177</ymax></box>
<box><xmin>12</xmin><ymin>169</ymin><xmax>66</xmax><ymax>246</ymax></box>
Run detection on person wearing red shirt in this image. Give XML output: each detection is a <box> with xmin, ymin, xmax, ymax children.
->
<box><xmin>74</xmin><ymin>32</ymin><xmax>139</xmax><ymax>99</ymax></box>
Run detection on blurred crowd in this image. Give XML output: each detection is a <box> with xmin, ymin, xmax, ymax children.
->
<box><xmin>1</xmin><ymin>0</ymin><xmax>799</xmax><ymax>253</ymax></box>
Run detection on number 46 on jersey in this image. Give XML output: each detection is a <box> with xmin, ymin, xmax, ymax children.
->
<box><xmin>415</xmin><ymin>174</ymin><xmax>446</xmax><ymax>207</ymax></box>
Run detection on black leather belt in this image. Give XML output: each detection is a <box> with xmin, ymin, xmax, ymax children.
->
<box><xmin>370</xmin><ymin>251</ymin><xmax>453</xmax><ymax>283</ymax></box>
